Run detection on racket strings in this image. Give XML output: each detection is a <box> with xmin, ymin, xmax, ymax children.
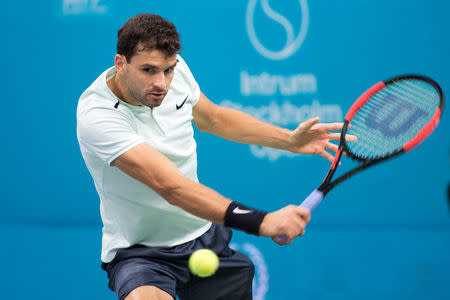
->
<box><xmin>360</xmin><ymin>98</ymin><xmax>399</xmax><ymax>122</ymax></box>
<box><xmin>368</xmin><ymin>83</ymin><xmax>436</xmax><ymax>116</ymax></box>
<box><xmin>349</xmin><ymin>119</ymin><xmax>396</xmax><ymax>156</ymax></box>
<box><xmin>360</xmin><ymin>84</ymin><xmax>426</xmax><ymax>119</ymax></box>
<box><xmin>379</xmin><ymin>82</ymin><xmax>437</xmax><ymax>111</ymax></box>
<box><xmin>346</xmin><ymin>79</ymin><xmax>440</xmax><ymax>159</ymax></box>
<box><xmin>356</xmin><ymin>100</ymin><xmax>416</xmax><ymax>131</ymax></box>
<box><xmin>350</xmin><ymin>85</ymin><xmax>436</xmax><ymax>156</ymax></box>
<box><xmin>397</xmin><ymin>80</ymin><xmax>437</xmax><ymax>100</ymax></box>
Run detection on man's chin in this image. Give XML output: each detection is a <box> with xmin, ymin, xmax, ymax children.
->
<box><xmin>149</xmin><ymin>103</ymin><xmax>162</xmax><ymax>109</ymax></box>
<box><xmin>147</xmin><ymin>93</ymin><xmax>167</xmax><ymax>107</ymax></box>
<box><xmin>144</xmin><ymin>99</ymin><xmax>164</xmax><ymax>109</ymax></box>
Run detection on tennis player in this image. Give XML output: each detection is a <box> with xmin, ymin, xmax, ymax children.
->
<box><xmin>77</xmin><ymin>13</ymin><xmax>346</xmax><ymax>300</ymax></box>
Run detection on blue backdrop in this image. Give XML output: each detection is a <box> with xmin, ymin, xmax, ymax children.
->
<box><xmin>2</xmin><ymin>1</ymin><xmax>449</xmax><ymax>299</ymax></box>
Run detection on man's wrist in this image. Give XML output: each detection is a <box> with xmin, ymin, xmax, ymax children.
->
<box><xmin>223</xmin><ymin>201</ymin><xmax>267</xmax><ymax>235</ymax></box>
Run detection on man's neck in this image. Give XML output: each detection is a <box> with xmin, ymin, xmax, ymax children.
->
<box><xmin>107</xmin><ymin>74</ymin><xmax>141</xmax><ymax>106</ymax></box>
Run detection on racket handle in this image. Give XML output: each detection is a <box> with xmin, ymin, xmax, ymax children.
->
<box><xmin>273</xmin><ymin>189</ymin><xmax>324</xmax><ymax>244</ymax></box>
<box><xmin>299</xmin><ymin>189</ymin><xmax>324</xmax><ymax>211</ymax></box>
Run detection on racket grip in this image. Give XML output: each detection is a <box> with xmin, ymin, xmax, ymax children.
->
<box><xmin>273</xmin><ymin>189</ymin><xmax>324</xmax><ymax>244</ymax></box>
<box><xmin>299</xmin><ymin>189</ymin><xmax>324</xmax><ymax>211</ymax></box>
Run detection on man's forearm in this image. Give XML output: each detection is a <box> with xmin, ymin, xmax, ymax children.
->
<box><xmin>204</xmin><ymin>106</ymin><xmax>293</xmax><ymax>150</ymax></box>
<box><xmin>158</xmin><ymin>175</ymin><xmax>232</xmax><ymax>224</ymax></box>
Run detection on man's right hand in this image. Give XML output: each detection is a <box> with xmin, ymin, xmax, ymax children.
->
<box><xmin>259</xmin><ymin>205</ymin><xmax>311</xmax><ymax>245</ymax></box>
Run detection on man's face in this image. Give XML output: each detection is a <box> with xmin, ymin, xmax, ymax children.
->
<box><xmin>118</xmin><ymin>48</ymin><xmax>178</xmax><ymax>108</ymax></box>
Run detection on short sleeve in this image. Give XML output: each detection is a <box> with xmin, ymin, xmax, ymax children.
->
<box><xmin>176</xmin><ymin>55</ymin><xmax>201</xmax><ymax>106</ymax></box>
<box><xmin>77</xmin><ymin>107</ymin><xmax>145</xmax><ymax>165</ymax></box>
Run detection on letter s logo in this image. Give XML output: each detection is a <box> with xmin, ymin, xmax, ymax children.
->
<box><xmin>246</xmin><ymin>0</ymin><xmax>309</xmax><ymax>60</ymax></box>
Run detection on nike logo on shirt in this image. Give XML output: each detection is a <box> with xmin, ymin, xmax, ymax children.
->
<box><xmin>232</xmin><ymin>207</ymin><xmax>253</xmax><ymax>214</ymax></box>
<box><xmin>176</xmin><ymin>95</ymin><xmax>189</xmax><ymax>110</ymax></box>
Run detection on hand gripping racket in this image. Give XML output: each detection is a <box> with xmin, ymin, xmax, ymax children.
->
<box><xmin>277</xmin><ymin>74</ymin><xmax>444</xmax><ymax>243</ymax></box>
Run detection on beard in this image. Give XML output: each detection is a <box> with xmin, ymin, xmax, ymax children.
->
<box><xmin>126</xmin><ymin>79</ymin><xmax>166</xmax><ymax>108</ymax></box>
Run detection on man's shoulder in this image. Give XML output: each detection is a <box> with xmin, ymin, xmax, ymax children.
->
<box><xmin>175</xmin><ymin>55</ymin><xmax>196</xmax><ymax>82</ymax></box>
<box><xmin>77</xmin><ymin>67</ymin><xmax>121</xmax><ymax>118</ymax></box>
<box><xmin>171</xmin><ymin>55</ymin><xmax>200</xmax><ymax>102</ymax></box>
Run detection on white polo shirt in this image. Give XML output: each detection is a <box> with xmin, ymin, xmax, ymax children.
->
<box><xmin>77</xmin><ymin>55</ymin><xmax>211</xmax><ymax>263</ymax></box>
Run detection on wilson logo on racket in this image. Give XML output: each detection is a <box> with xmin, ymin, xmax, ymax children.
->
<box><xmin>365</xmin><ymin>97</ymin><xmax>428</xmax><ymax>138</ymax></box>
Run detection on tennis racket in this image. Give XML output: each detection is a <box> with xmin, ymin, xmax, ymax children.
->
<box><xmin>277</xmin><ymin>74</ymin><xmax>444</xmax><ymax>243</ymax></box>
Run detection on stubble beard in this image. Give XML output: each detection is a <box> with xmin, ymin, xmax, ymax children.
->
<box><xmin>126</xmin><ymin>80</ymin><xmax>164</xmax><ymax>109</ymax></box>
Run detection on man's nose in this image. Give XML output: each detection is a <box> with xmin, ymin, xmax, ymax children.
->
<box><xmin>153</xmin><ymin>71</ymin><xmax>167</xmax><ymax>90</ymax></box>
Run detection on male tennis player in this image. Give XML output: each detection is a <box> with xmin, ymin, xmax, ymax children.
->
<box><xmin>77</xmin><ymin>14</ymin><xmax>347</xmax><ymax>300</ymax></box>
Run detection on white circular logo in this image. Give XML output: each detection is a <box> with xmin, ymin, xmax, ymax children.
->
<box><xmin>246</xmin><ymin>0</ymin><xmax>309</xmax><ymax>60</ymax></box>
<box><xmin>230</xmin><ymin>242</ymin><xmax>269</xmax><ymax>300</ymax></box>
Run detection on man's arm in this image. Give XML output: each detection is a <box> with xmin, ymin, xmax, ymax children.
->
<box><xmin>112</xmin><ymin>142</ymin><xmax>310</xmax><ymax>244</ymax></box>
<box><xmin>193</xmin><ymin>91</ymin><xmax>356</xmax><ymax>162</ymax></box>
<box><xmin>112</xmin><ymin>142</ymin><xmax>229</xmax><ymax>224</ymax></box>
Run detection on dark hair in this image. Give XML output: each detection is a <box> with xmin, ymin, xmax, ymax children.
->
<box><xmin>117</xmin><ymin>14</ymin><xmax>181</xmax><ymax>61</ymax></box>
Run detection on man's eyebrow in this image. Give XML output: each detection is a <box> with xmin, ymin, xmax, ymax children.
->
<box><xmin>168</xmin><ymin>61</ymin><xmax>178</xmax><ymax>69</ymax></box>
<box><xmin>140</xmin><ymin>63</ymin><xmax>157</xmax><ymax>69</ymax></box>
<box><xmin>140</xmin><ymin>61</ymin><xmax>178</xmax><ymax>70</ymax></box>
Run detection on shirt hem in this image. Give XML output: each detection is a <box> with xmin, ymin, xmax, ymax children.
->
<box><xmin>101</xmin><ymin>221</ymin><xmax>213</xmax><ymax>263</ymax></box>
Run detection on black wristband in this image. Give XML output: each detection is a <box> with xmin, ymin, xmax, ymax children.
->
<box><xmin>224</xmin><ymin>202</ymin><xmax>267</xmax><ymax>235</ymax></box>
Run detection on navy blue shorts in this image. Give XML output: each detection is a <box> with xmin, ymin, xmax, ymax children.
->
<box><xmin>102</xmin><ymin>224</ymin><xmax>255</xmax><ymax>300</ymax></box>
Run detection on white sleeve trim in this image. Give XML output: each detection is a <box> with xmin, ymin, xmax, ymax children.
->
<box><xmin>106</xmin><ymin>139</ymin><xmax>146</xmax><ymax>166</ymax></box>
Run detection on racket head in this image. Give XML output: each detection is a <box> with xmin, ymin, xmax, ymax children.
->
<box><xmin>341</xmin><ymin>74</ymin><xmax>444</xmax><ymax>162</ymax></box>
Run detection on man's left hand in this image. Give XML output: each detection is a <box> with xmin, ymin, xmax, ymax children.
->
<box><xmin>288</xmin><ymin>117</ymin><xmax>357</xmax><ymax>162</ymax></box>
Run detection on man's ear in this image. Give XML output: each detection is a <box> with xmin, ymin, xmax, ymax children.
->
<box><xmin>114</xmin><ymin>54</ymin><xmax>127</xmax><ymax>75</ymax></box>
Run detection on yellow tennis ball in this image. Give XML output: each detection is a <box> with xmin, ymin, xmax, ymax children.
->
<box><xmin>188</xmin><ymin>249</ymin><xmax>219</xmax><ymax>277</ymax></box>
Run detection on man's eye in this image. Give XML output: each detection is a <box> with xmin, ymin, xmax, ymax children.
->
<box><xmin>164</xmin><ymin>67</ymin><xmax>174</xmax><ymax>74</ymax></box>
<box><xmin>143</xmin><ymin>68</ymin><xmax>155</xmax><ymax>74</ymax></box>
